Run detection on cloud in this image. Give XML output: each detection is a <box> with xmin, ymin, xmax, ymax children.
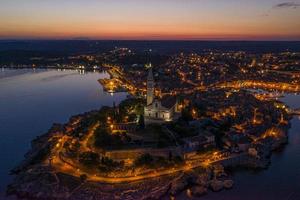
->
<box><xmin>274</xmin><ymin>2</ymin><xmax>300</xmax><ymax>9</ymax></box>
<box><xmin>260</xmin><ymin>13</ymin><xmax>269</xmax><ymax>17</ymax></box>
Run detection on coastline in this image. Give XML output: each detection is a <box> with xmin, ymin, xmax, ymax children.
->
<box><xmin>6</xmin><ymin>108</ymin><xmax>292</xmax><ymax>200</ymax></box>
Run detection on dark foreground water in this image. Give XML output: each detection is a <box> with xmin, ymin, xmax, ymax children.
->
<box><xmin>0</xmin><ymin>69</ymin><xmax>300</xmax><ymax>200</ymax></box>
<box><xmin>0</xmin><ymin>68</ymin><xmax>127</xmax><ymax>198</ymax></box>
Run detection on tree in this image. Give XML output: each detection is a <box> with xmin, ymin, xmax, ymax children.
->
<box><xmin>168</xmin><ymin>151</ymin><xmax>173</xmax><ymax>161</ymax></box>
<box><xmin>134</xmin><ymin>153</ymin><xmax>154</xmax><ymax>167</ymax></box>
<box><xmin>94</xmin><ymin>128</ymin><xmax>112</xmax><ymax>148</ymax></box>
<box><xmin>181</xmin><ymin>108</ymin><xmax>193</xmax><ymax>122</ymax></box>
<box><xmin>94</xmin><ymin>127</ymin><xmax>127</xmax><ymax>149</ymax></box>
<box><xmin>219</xmin><ymin>116</ymin><xmax>233</xmax><ymax>132</ymax></box>
<box><xmin>80</xmin><ymin>174</ymin><xmax>87</xmax><ymax>183</ymax></box>
<box><xmin>99</xmin><ymin>157</ymin><xmax>124</xmax><ymax>172</ymax></box>
<box><xmin>156</xmin><ymin>156</ymin><xmax>168</xmax><ymax>167</ymax></box>
<box><xmin>79</xmin><ymin>151</ymin><xmax>100</xmax><ymax>166</ymax></box>
<box><xmin>173</xmin><ymin>156</ymin><xmax>183</xmax><ymax>164</ymax></box>
<box><xmin>135</xmin><ymin>104</ymin><xmax>145</xmax><ymax>115</ymax></box>
<box><xmin>138</xmin><ymin>115</ymin><xmax>145</xmax><ymax>129</ymax></box>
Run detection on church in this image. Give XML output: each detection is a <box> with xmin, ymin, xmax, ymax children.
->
<box><xmin>144</xmin><ymin>67</ymin><xmax>177</xmax><ymax>122</ymax></box>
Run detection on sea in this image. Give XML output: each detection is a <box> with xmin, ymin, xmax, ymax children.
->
<box><xmin>0</xmin><ymin>68</ymin><xmax>299</xmax><ymax>200</ymax></box>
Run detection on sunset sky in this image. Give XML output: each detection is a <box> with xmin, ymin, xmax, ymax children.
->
<box><xmin>0</xmin><ymin>0</ymin><xmax>300</xmax><ymax>40</ymax></box>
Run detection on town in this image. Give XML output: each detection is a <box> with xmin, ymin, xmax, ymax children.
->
<box><xmin>6</xmin><ymin>47</ymin><xmax>300</xmax><ymax>200</ymax></box>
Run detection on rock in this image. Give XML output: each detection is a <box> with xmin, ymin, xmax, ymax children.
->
<box><xmin>7</xmin><ymin>166</ymin><xmax>69</xmax><ymax>199</ymax></box>
<box><xmin>191</xmin><ymin>186</ymin><xmax>208</xmax><ymax>197</ymax></box>
<box><xmin>210</xmin><ymin>180</ymin><xmax>223</xmax><ymax>192</ymax></box>
<box><xmin>169</xmin><ymin>176</ymin><xmax>189</xmax><ymax>195</ymax></box>
<box><xmin>194</xmin><ymin>173</ymin><xmax>210</xmax><ymax>187</ymax></box>
<box><xmin>213</xmin><ymin>164</ymin><xmax>225</xmax><ymax>178</ymax></box>
<box><xmin>223</xmin><ymin>180</ymin><xmax>234</xmax><ymax>189</ymax></box>
<box><xmin>272</xmin><ymin>137</ymin><xmax>288</xmax><ymax>150</ymax></box>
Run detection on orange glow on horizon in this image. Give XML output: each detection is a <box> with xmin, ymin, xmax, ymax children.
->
<box><xmin>0</xmin><ymin>0</ymin><xmax>300</xmax><ymax>40</ymax></box>
<box><xmin>1</xmin><ymin>29</ymin><xmax>299</xmax><ymax>41</ymax></box>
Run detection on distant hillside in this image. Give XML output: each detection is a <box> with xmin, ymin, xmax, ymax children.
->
<box><xmin>0</xmin><ymin>40</ymin><xmax>300</xmax><ymax>54</ymax></box>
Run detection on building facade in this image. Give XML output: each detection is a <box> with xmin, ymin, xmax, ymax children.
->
<box><xmin>146</xmin><ymin>67</ymin><xmax>154</xmax><ymax>106</ymax></box>
<box><xmin>144</xmin><ymin>67</ymin><xmax>176</xmax><ymax>121</ymax></box>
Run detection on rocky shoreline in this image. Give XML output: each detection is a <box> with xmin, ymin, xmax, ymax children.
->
<box><xmin>6</xmin><ymin>107</ymin><xmax>292</xmax><ymax>200</ymax></box>
<box><xmin>7</xmin><ymin>128</ymin><xmax>289</xmax><ymax>200</ymax></box>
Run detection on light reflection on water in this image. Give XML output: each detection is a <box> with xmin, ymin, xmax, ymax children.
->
<box><xmin>1</xmin><ymin>69</ymin><xmax>300</xmax><ymax>200</ymax></box>
<box><xmin>0</xmin><ymin>69</ymin><xmax>127</xmax><ymax>198</ymax></box>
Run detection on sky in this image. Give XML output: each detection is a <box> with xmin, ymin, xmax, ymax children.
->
<box><xmin>0</xmin><ymin>0</ymin><xmax>300</xmax><ymax>40</ymax></box>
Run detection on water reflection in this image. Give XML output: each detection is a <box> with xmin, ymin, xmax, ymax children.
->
<box><xmin>0</xmin><ymin>69</ymin><xmax>127</xmax><ymax>198</ymax></box>
<box><xmin>1</xmin><ymin>69</ymin><xmax>300</xmax><ymax>200</ymax></box>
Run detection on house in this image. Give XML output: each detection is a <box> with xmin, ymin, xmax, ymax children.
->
<box><xmin>224</xmin><ymin>132</ymin><xmax>252</xmax><ymax>152</ymax></box>
<box><xmin>183</xmin><ymin>135</ymin><xmax>208</xmax><ymax>151</ymax></box>
<box><xmin>183</xmin><ymin>132</ymin><xmax>215</xmax><ymax>152</ymax></box>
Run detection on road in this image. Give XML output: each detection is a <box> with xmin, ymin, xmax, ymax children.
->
<box><xmin>51</xmin><ymin>145</ymin><xmax>238</xmax><ymax>184</ymax></box>
<box><xmin>49</xmin><ymin>121</ymin><xmax>242</xmax><ymax>184</ymax></box>
<box><xmin>81</xmin><ymin>122</ymin><xmax>100</xmax><ymax>151</ymax></box>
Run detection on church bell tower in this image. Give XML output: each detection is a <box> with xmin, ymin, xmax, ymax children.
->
<box><xmin>146</xmin><ymin>67</ymin><xmax>154</xmax><ymax>105</ymax></box>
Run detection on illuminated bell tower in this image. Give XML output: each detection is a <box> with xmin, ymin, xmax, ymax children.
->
<box><xmin>147</xmin><ymin>67</ymin><xmax>154</xmax><ymax>105</ymax></box>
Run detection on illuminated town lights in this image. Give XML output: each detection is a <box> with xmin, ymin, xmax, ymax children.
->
<box><xmin>191</xmin><ymin>109</ymin><xmax>197</xmax><ymax>118</ymax></box>
<box><xmin>186</xmin><ymin>189</ymin><xmax>192</xmax><ymax>197</ymax></box>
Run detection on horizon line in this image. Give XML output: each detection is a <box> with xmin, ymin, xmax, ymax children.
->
<box><xmin>1</xmin><ymin>38</ymin><xmax>300</xmax><ymax>42</ymax></box>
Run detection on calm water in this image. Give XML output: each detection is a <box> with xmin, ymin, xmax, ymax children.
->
<box><xmin>0</xmin><ymin>69</ymin><xmax>300</xmax><ymax>200</ymax></box>
<box><xmin>0</xmin><ymin>68</ymin><xmax>127</xmax><ymax>198</ymax></box>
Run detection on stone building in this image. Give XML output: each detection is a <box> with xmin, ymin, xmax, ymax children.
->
<box><xmin>144</xmin><ymin>67</ymin><xmax>177</xmax><ymax>122</ymax></box>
